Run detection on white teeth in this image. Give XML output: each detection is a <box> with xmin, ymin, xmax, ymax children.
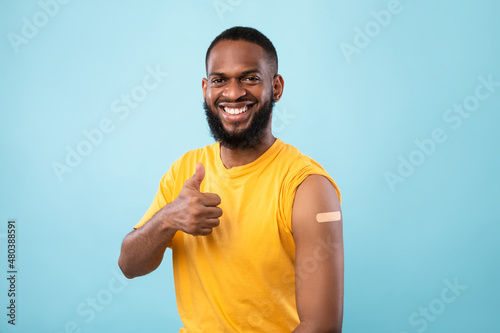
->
<box><xmin>223</xmin><ymin>106</ymin><xmax>248</xmax><ymax>115</ymax></box>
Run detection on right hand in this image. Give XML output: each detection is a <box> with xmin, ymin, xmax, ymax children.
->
<box><xmin>169</xmin><ymin>163</ymin><xmax>222</xmax><ymax>236</ymax></box>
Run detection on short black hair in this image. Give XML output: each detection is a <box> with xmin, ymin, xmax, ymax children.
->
<box><xmin>205</xmin><ymin>26</ymin><xmax>278</xmax><ymax>75</ymax></box>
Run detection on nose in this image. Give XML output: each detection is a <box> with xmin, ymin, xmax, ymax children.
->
<box><xmin>222</xmin><ymin>79</ymin><xmax>246</xmax><ymax>101</ymax></box>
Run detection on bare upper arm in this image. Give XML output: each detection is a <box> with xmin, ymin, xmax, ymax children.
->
<box><xmin>292</xmin><ymin>174</ymin><xmax>344</xmax><ymax>332</ymax></box>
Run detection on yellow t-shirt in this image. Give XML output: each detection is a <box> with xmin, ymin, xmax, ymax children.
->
<box><xmin>135</xmin><ymin>139</ymin><xmax>340</xmax><ymax>332</ymax></box>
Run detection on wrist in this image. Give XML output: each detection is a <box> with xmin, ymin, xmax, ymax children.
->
<box><xmin>155</xmin><ymin>202</ymin><xmax>181</xmax><ymax>233</ymax></box>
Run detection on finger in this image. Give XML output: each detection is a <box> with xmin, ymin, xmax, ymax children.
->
<box><xmin>202</xmin><ymin>217</ymin><xmax>220</xmax><ymax>228</ymax></box>
<box><xmin>185</xmin><ymin>163</ymin><xmax>205</xmax><ymax>191</ymax></box>
<box><xmin>200</xmin><ymin>192</ymin><xmax>222</xmax><ymax>206</ymax></box>
<box><xmin>194</xmin><ymin>162</ymin><xmax>205</xmax><ymax>185</ymax></box>
<box><xmin>203</xmin><ymin>207</ymin><xmax>223</xmax><ymax>219</ymax></box>
<box><xmin>199</xmin><ymin>227</ymin><xmax>215</xmax><ymax>235</ymax></box>
<box><xmin>196</xmin><ymin>207</ymin><xmax>222</xmax><ymax>221</ymax></box>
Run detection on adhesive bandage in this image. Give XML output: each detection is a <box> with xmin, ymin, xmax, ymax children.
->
<box><xmin>316</xmin><ymin>211</ymin><xmax>341</xmax><ymax>223</ymax></box>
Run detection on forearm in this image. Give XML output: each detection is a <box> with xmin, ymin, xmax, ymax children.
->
<box><xmin>118</xmin><ymin>208</ymin><xmax>177</xmax><ymax>279</ymax></box>
<box><xmin>119</xmin><ymin>164</ymin><xmax>223</xmax><ymax>278</ymax></box>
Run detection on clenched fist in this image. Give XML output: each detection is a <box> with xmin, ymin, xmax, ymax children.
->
<box><xmin>168</xmin><ymin>163</ymin><xmax>223</xmax><ymax>236</ymax></box>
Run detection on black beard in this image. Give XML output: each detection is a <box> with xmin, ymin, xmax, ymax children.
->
<box><xmin>204</xmin><ymin>98</ymin><xmax>274</xmax><ymax>150</ymax></box>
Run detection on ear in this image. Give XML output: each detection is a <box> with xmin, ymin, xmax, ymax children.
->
<box><xmin>272</xmin><ymin>74</ymin><xmax>284</xmax><ymax>102</ymax></box>
<box><xmin>202</xmin><ymin>78</ymin><xmax>208</xmax><ymax>100</ymax></box>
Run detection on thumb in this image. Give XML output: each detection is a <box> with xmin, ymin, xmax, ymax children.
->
<box><xmin>187</xmin><ymin>162</ymin><xmax>205</xmax><ymax>191</ymax></box>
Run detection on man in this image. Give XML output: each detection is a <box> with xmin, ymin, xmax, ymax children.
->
<box><xmin>118</xmin><ymin>26</ymin><xmax>343</xmax><ymax>333</ymax></box>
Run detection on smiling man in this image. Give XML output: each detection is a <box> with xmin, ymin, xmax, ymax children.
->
<box><xmin>118</xmin><ymin>26</ymin><xmax>344</xmax><ymax>333</ymax></box>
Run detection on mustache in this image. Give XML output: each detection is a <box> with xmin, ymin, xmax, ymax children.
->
<box><xmin>215</xmin><ymin>97</ymin><xmax>258</xmax><ymax>104</ymax></box>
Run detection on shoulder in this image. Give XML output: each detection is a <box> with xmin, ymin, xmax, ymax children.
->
<box><xmin>278</xmin><ymin>141</ymin><xmax>327</xmax><ymax>172</ymax></box>
<box><xmin>160</xmin><ymin>142</ymin><xmax>218</xmax><ymax>185</ymax></box>
<box><xmin>276</xmin><ymin>140</ymin><xmax>305</xmax><ymax>161</ymax></box>
<box><xmin>277</xmin><ymin>140</ymin><xmax>341</xmax><ymax>203</ymax></box>
<box><xmin>178</xmin><ymin>142</ymin><xmax>218</xmax><ymax>163</ymax></box>
<box><xmin>295</xmin><ymin>175</ymin><xmax>340</xmax><ymax>207</ymax></box>
<box><xmin>170</xmin><ymin>142</ymin><xmax>218</xmax><ymax>171</ymax></box>
<box><xmin>292</xmin><ymin>174</ymin><xmax>342</xmax><ymax>235</ymax></box>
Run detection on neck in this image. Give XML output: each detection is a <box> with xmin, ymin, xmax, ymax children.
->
<box><xmin>220</xmin><ymin>131</ymin><xmax>276</xmax><ymax>169</ymax></box>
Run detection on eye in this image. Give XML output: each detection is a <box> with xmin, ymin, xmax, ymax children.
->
<box><xmin>211</xmin><ymin>78</ymin><xmax>225</xmax><ymax>85</ymax></box>
<box><xmin>243</xmin><ymin>76</ymin><xmax>260</xmax><ymax>84</ymax></box>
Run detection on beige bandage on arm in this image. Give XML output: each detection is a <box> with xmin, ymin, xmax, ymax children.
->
<box><xmin>316</xmin><ymin>211</ymin><xmax>342</xmax><ymax>223</ymax></box>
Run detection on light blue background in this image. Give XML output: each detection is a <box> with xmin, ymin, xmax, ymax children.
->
<box><xmin>1</xmin><ymin>0</ymin><xmax>499</xmax><ymax>332</ymax></box>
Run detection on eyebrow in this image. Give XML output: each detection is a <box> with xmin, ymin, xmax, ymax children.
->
<box><xmin>208</xmin><ymin>69</ymin><xmax>262</xmax><ymax>77</ymax></box>
<box><xmin>242</xmin><ymin>69</ymin><xmax>261</xmax><ymax>75</ymax></box>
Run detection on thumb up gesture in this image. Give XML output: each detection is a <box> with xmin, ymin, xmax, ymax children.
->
<box><xmin>169</xmin><ymin>163</ymin><xmax>222</xmax><ymax>236</ymax></box>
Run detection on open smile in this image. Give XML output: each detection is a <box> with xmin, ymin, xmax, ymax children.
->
<box><xmin>218</xmin><ymin>102</ymin><xmax>256</xmax><ymax>122</ymax></box>
<box><xmin>222</xmin><ymin>105</ymin><xmax>249</xmax><ymax>115</ymax></box>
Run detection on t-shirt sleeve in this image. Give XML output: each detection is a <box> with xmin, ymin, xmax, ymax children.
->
<box><xmin>134</xmin><ymin>167</ymin><xmax>176</xmax><ymax>230</ymax></box>
<box><xmin>280</xmin><ymin>157</ymin><xmax>341</xmax><ymax>233</ymax></box>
